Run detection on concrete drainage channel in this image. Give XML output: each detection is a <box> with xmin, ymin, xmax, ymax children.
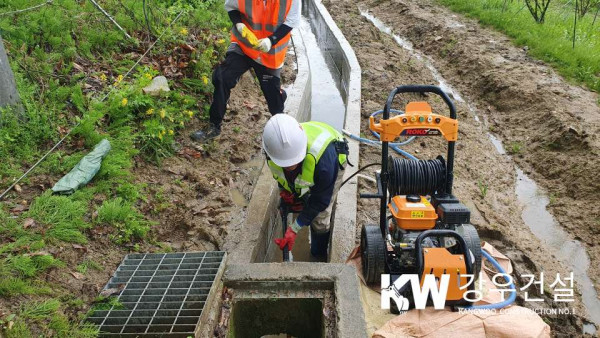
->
<box><xmin>89</xmin><ymin>0</ymin><xmax>366</xmax><ymax>336</ymax></box>
<box><xmin>221</xmin><ymin>0</ymin><xmax>365</xmax><ymax>336</ymax></box>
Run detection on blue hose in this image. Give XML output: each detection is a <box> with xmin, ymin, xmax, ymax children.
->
<box><xmin>344</xmin><ymin>132</ymin><xmax>418</xmax><ymax>160</ymax></box>
<box><xmin>459</xmin><ymin>249</ymin><xmax>517</xmax><ymax>310</ymax></box>
<box><xmin>343</xmin><ymin>109</ymin><xmax>418</xmax><ymax>160</ymax></box>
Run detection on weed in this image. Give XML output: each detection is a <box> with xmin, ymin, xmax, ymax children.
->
<box><xmin>507</xmin><ymin>141</ymin><xmax>523</xmax><ymax>154</ymax></box>
<box><xmin>91</xmin><ymin>297</ymin><xmax>124</xmax><ymax>311</ymax></box>
<box><xmin>548</xmin><ymin>192</ymin><xmax>558</xmax><ymax>206</ymax></box>
<box><xmin>6</xmin><ymin>254</ymin><xmax>63</xmax><ymax>278</ymax></box>
<box><xmin>96</xmin><ymin>198</ymin><xmax>151</xmax><ymax>243</ymax></box>
<box><xmin>21</xmin><ymin>299</ymin><xmax>60</xmax><ymax>320</ymax></box>
<box><xmin>26</xmin><ymin>191</ymin><xmax>90</xmax><ymax>244</ymax></box>
<box><xmin>4</xmin><ymin>319</ymin><xmax>32</xmax><ymax>338</ymax></box>
<box><xmin>203</xmin><ymin>140</ymin><xmax>219</xmax><ymax>154</ymax></box>
<box><xmin>233</xmin><ymin>126</ymin><xmax>241</xmax><ymax>133</ymax></box>
<box><xmin>0</xmin><ymin>277</ymin><xmax>35</xmax><ymax>297</ymax></box>
<box><xmin>76</xmin><ymin>260</ymin><xmax>104</xmax><ymax>275</ymax></box>
<box><xmin>478</xmin><ymin>179</ymin><xmax>489</xmax><ymax>199</ymax></box>
<box><xmin>48</xmin><ymin>315</ymin><xmax>98</xmax><ymax>338</ymax></box>
<box><xmin>440</xmin><ymin>39</ymin><xmax>458</xmax><ymax>57</ymax></box>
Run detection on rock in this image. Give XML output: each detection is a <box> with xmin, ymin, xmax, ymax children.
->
<box><xmin>142</xmin><ymin>76</ymin><xmax>170</xmax><ymax>96</ymax></box>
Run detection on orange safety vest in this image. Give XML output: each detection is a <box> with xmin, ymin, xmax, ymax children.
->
<box><xmin>230</xmin><ymin>0</ymin><xmax>293</xmax><ymax>69</ymax></box>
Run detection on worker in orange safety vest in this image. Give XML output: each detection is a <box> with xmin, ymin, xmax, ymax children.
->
<box><xmin>191</xmin><ymin>0</ymin><xmax>300</xmax><ymax>142</ymax></box>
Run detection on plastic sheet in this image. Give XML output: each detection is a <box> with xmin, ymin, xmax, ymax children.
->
<box><xmin>51</xmin><ymin>139</ymin><xmax>110</xmax><ymax>195</ymax></box>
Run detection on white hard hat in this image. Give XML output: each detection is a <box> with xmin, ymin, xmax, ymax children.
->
<box><xmin>262</xmin><ymin>114</ymin><xmax>307</xmax><ymax>167</ymax></box>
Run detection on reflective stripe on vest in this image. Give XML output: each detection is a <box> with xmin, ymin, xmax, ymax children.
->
<box><xmin>230</xmin><ymin>0</ymin><xmax>293</xmax><ymax>69</ymax></box>
<box><xmin>267</xmin><ymin>121</ymin><xmax>346</xmax><ymax>196</ymax></box>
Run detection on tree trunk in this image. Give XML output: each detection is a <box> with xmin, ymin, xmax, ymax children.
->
<box><xmin>0</xmin><ymin>35</ymin><xmax>21</xmax><ymax>110</ymax></box>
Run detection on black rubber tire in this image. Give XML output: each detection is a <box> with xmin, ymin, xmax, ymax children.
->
<box><xmin>456</xmin><ymin>224</ymin><xmax>482</xmax><ymax>278</ymax></box>
<box><xmin>361</xmin><ymin>224</ymin><xmax>386</xmax><ymax>285</ymax></box>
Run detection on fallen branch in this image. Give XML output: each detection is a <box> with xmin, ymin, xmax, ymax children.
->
<box><xmin>88</xmin><ymin>0</ymin><xmax>133</xmax><ymax>40</ymax></box>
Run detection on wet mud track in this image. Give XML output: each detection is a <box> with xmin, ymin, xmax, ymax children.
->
<box><xmin>323</xmin><ymin>0</ymin><xmax>600</xmax><ymax>334</ymax></box>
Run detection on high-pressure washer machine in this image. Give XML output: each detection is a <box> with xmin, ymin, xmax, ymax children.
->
<box><xmin>360</xmin><ymin>85</ymin><xmax>482</xmax><ymax>308</ymax></box>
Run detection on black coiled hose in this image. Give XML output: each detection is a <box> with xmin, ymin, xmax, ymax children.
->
<box><xmin>388</xmin><ymin>156</ymin><xmax>446</xmax><ymax>197</ymax></box>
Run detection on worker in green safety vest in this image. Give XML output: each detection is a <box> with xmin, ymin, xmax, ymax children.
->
<box><xmin>262</xmin><ymin>114</ymin><xmax>351</xmax><ymax>258</ymax></box>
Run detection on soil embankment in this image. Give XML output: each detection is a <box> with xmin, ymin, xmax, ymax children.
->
<box><xmin>323</xmin><ymin>0</ymin><xmax>599</xmax><ymax>334</ymax></box>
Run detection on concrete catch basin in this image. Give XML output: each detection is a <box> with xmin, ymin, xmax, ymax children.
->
<box><xmin>223</xmin><ymin>263</ymin><xmax>367</xmax><ymax>337</ymax></box>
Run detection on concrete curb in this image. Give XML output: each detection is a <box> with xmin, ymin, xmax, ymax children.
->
<box><xmin>225</xmin><ymin>29</ymin><xmax>312</xmax><ymax>264</ymax></box>
<box><xmin>302</xmin><ymin>0</ymin><xmax>362</xmax><ymax>263</ymax></box>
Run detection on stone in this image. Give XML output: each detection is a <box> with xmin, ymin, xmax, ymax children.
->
<box><xmin>142</xmin><ymin>76</ymin><xmax>170</xmax><ymax>96</ymax></box>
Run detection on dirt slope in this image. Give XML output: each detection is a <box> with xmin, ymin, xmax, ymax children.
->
<box><xmin>361</xmin><ymin>0</ymin><xmax>600</xmax><ymax>289</ymax></box>
<box><xmin>323</xmin><ymin>0</ymin><xmax>598</xmax><ymax>334</ymax></box>
<box><xmin>0</xmin><ymin>68</ymin><xmax>286</xmax><ymax>329</ymax></box>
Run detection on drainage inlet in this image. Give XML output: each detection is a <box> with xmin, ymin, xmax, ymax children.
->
<box><xmin>88</xmin><ymin>251</ymin><xmax>225</xmax><ymax>337</ymax></box>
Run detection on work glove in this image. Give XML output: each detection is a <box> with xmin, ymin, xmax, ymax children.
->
<box><xmin>236</xmin><ymin>23</ymin><xmax>259</xmax><ymax>47</ymax></box>
<box><xmin>274</xmin><ymin>221</ymin><xmax>301</xmax><ymax>251</ymax></box>
<box><xmin>280</xmin><ymin>191</ymin><xmax>303</xmax><ymax>212</ymax></box>
<box><xmin>256</xmin><ymin>38</ymin><xmax>272</xmax><ymax>52</ymax></box>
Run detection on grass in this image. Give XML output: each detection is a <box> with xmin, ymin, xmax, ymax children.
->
<box><xmin>507</xmin><ymin>141</ymin><xmax>523</xmax><ymax>154</ymax></box>
<box><xmin>96</xmin><ymin>197</ymin><xmax>152</xmax><ymax>243</ymax></box>
<box><xmin>438</xmin><ymin>0</ymin><xmax>600</xmax><ymax>94</ymax></box>
<box><xmin>26</xmin><ymin>191</ymin><xmax>90</xmax><ymax>244</ymax></box>
<box><xmin>75</xmin><ymin>260</ymin><xmax>104</xmax><ymax>275</ymax></box>
<box><xmin>0</xmin><ymin>0</ymin><xmax>231</xmax><ymax>335</ymax></box>
<box><xmin>477</xmin><ymin>179</ymin><xmax>489</xmax><ymax>199</ymax></box>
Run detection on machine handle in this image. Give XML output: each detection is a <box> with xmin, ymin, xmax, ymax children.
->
<box><xmin>414</xmin><ymin>230</ymin><xmax>473</xmax><ymax>276</ymax></box>
<box><xmin>279</xmin><ymin>203</ymin><xmax>290</xmax><ymax>262</ymax></box>
<box><xmin>383</xmin><ymin>85</ymin><xmax>457</xmax><ymax>120</ymax></box>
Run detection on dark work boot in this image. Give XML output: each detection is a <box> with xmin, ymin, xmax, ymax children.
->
<box><xmin>310</xmin><ymin>229</ymin><xmax>330</xmax><ymax>260</ymax></box>
<box><xmin>190</xmin><ymin>124</ymin><xmax>220</xmax><ymax>143</ymax></box>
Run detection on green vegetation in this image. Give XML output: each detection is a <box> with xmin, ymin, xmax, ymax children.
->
<box><xmin>507</xmin><ymin>141</ymin><xmax>524</xmax><ymax>154</ymax></box>
<box><xmin>0</xmin><ymin>0</ymin><xmax>230</xmax><ymax>335</ymax></box>
<box><xmin>76</xmin><ymin>260</ymin><xmax>104</xmax><ymax>275</ymax></box>
<box><xmin>96</xmin><ymin>197</ymin><xmax>152</xmax><ymax>243</ymax></box>
<box><xmin>438</xmin><ymin>0</ymin><xmax>600</xmax><ymax>93</ymax></box>
<box><xmin>477</xmin><ymin>179</ymin><xmax>489</xmax><ymax>199</ymax></box>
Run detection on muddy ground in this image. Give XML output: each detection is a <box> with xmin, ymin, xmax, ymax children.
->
<box><xmin>323</xmin><ymin>0</ymin><xmax>599</xmax><ymax>335</ymax></box>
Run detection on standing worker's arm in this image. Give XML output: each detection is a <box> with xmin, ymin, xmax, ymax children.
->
<box><xmin>257</xmin><ymin>0</ymin><xmax>301</xmax><ymax>52</ymax></box>
<box><xmin>224</xmin><ymin>0</ymin><xmax>242</xmax><ymax>23</ymax></box>
<box><xmin>225</xmin><ymin>0</ymin><xmax>259</xmax><ymax>46</ymax></box>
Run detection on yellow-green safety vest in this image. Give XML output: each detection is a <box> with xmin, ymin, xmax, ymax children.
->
<box><xmin>267</xmin><ymin>121</ymin><xmax>347</xmax><ymax>197</ymax></box>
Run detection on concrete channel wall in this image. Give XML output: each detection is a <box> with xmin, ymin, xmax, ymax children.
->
<box><xmin>226</xmin><ymin>0</ymin><xmax>361</xmax><ymax>264</ymax></box>
<box><xmin>302</xmin><ymin>0</ymin><xmax>362</xmax><ymax>263</ymax></box>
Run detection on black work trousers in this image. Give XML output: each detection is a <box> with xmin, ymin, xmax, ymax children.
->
<box><xmin>209</xmin><ymin>51</ymin><xmax>285</xmax><ymax>129</ymax></box>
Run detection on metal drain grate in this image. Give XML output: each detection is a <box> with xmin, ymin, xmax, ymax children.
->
<box><xmin>87</xmin><ymin>251</ymin><xmax>226</xmax><ymax>337</ymax></box>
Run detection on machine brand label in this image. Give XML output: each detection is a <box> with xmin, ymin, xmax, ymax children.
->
<box><xmin>401</xmin><ymin>129</ymin><xmax>441</xmax><ymax>136</ymax></box>
<box><xmin>411</xmin><ymin>211</ymin><xmax>425</xmax><ymax>218</ymax></box>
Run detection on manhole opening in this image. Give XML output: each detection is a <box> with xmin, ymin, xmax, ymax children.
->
<box><xmin>88</xmin><ymin>251</ymin><xmax>225</xmax><ymax>337</ymax></box>
<box><xmin>230</xmin><ymin>299</ymin><xmax>324</xmax><ymax>337</ymax></box>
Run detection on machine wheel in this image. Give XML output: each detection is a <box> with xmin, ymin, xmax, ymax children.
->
<box><xmin>361</xmin><ymin>224</ymin><xmax>386</xmax><ymax>285</ymax></box>
<box><xmin>456</xmin><ymin>224</ymin><xmax>482</xmax><ymax>278</ymax></box>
